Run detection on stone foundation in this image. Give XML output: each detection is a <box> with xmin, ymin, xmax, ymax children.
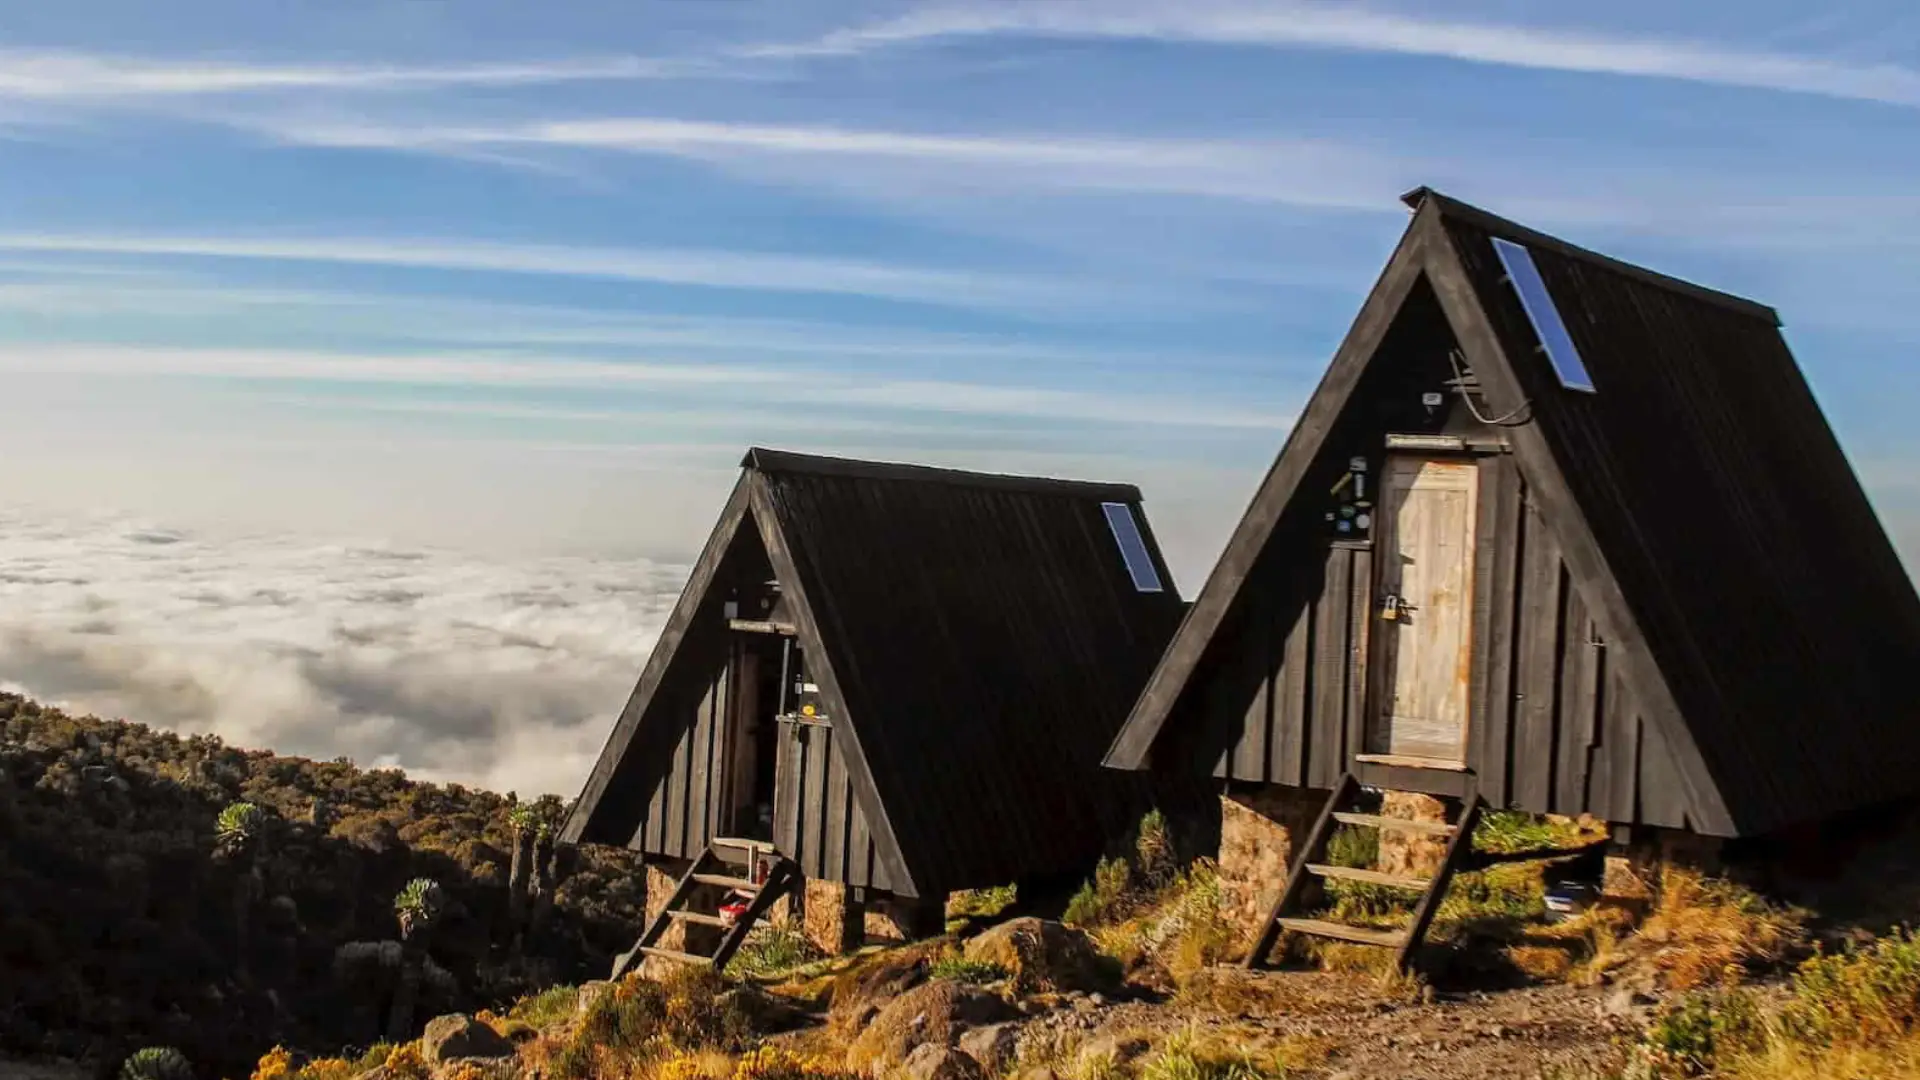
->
<box><xmin>1601</xmin><ymin>828</ymin><xmax>1731</xmax><ymax>915</ymax></box>
<box><xmin>799</xmin><ymin>878</ymin><xmax>861</xmax><ymax>955</ymax></box>
<box><xmin>1376</xmin><ymin>792</ymin><xmax>1451</xmax><ymax>878</ymax></box>
<box><xmin>643</xmin><ymin>860</ymin><xmax>685</xmax><ymax>951</ymax></box>
<box><xmin>1216</xmin><ymin>786</ymin><xmax>1325</xmax><ymax>946</ymax></box>
<box><xmin>636</xmin><ymin>857</ymin><xmax>727</xmax><ymax>977</ymax></box>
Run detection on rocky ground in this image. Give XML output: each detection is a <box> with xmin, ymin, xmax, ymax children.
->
<box><xmin>753</xmin><ymin>917</ymin><xmax>1656</xmax><ymax>1080</ymax></box>
<box><xmin>998</xmin><ymin>976</ymin><xmax>1643</xmax><ymax>1080</ymax></box>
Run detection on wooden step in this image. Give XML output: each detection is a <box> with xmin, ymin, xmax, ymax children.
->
<box><xmin>1332</xmin><ymin>811</ymin><xmax>1457</xmax><ymax>837</ymax></box>
<box><xmin>1306</xmin><ymin>863</ymin><xmax>1432</xmax><ymax>890</ymax></box>
<box><xmin>640</xmin><ymin>946</ymin><xmax>714</xmax><ymax>965</ymax></box>
<box><xmin>691</xmin><ymin>873</ymin><xmax>759</xmax><ymax>890</ymax></box>
<box><xmin>712</xmin><ymin>836</ymin><xmax>777</xmax><ymax>852</ymax></box>
<box><xmin>668</xmin><ymin>910</ymin><xmax>730</xmax><ymax>927</ymax></box>
<box><xmin>1275</xmin><ymin>917</ymin><xmax>1405</xmax><ymax>948</ymax></box>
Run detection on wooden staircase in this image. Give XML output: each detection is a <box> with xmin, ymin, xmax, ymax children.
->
<box><xmin>611</xmin><ymin>838</ymin><xmax>799</xmax><ymax>978</ymax></box>
<box><xmin>1247</xmin><ymin>771</ymin><xmax>1485</xmax><ymax>973</ymax></box>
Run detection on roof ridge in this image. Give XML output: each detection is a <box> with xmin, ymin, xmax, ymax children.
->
<box><xmin>1400</xmin><ymin>186</ymin><xmax>1781</xmax><ymax>326</ymax></box>
<box><xmin>740</xmin><ymin>447</ymin><xmax>1144</xmax><ymax>502</ymax></box>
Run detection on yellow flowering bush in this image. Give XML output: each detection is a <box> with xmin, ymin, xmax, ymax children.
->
<box><xmin>382</xmin><ymin>1043</ymin><xmax>431</xmax><ymax>1080</ymax></box>
<box><xmin>292</xmin><ymin>1059</ymin><xmax>359</xmax><ymax>1080</ymax></box>
<box><xmin>250</xmin><ymin>1047</ymin><xmax>293</xmax><ymax>1080</ymax></box>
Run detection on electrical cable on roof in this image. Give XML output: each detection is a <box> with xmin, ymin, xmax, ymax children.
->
<box><xmin>1449</xmin><ymin>348</ymin><xmax>1533</xmax><ymax>426</ymax></box>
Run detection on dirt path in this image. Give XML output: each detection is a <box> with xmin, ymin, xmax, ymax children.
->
<box><xmin>1012</xmin><ymin>972</ymin><xmax>1644</xmax><ymax>1080</ymax></box>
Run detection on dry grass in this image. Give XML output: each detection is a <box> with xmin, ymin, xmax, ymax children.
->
<box><xmin>1092</xmin><ymin>1024</ymin><xmax>1337</xmax><ymax>1080</ymax></box>
<box><xmin>1086</xmin><ymin>858</ymin><xmax>1243</xmax><ymax>987</ymax></box>
<box><xmin>1634</xmin><ymin>868</ymin><xmax>1806</xmax><ymax>991</ymax></box>
<box><xmin>1716</xmin><ymin>1036</ymin><xmax>1920</xmax><ymax>1080</ymax></box>
<box><xmin>1177</xmin><ymin>965</ymin><xmax>1420</xmax><ymax>1018</ymax></box>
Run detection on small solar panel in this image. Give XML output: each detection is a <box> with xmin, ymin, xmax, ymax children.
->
<box><xmin>1101</xmin><ymin>502</ymin><xmax>1164</xmax><ymax>593</ymax></box>
<box><xmin>1491</xmin><ymin>236</ymin><xmax>1597</xmax><ymax>393</ymax></box>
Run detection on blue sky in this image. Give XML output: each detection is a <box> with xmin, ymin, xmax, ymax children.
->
<box><xmin>2</xmin><ymin>0</ymin><xmax>1918</xmax><ymax>589</ymax></box>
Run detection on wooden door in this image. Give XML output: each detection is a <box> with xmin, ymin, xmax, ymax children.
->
<box><xmin>1368</xmin><ymin>456</ymin><xmax>1479</xmax><ymax>764</ymax></box>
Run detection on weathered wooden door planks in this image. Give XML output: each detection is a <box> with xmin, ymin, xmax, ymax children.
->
<box><xmin>1371</xmin><ymin>456</ymin><xmax>1479</xmax><ymax>765</ymax></box>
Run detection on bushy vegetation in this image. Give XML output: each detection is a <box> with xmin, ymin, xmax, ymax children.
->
<box><xmin>1625</xmin><ymin>928</ymin><xmax>1920</xmax><ymax>1078</ymax></box>
<box><xmin>927</xmin><ymin>954</ymin><xmax>1011</xmax><ymax>984</ymax></box>
<box><xmin>1060</xmin><ymin>810</ymin><xmax>1241</xmax><ymax>984</ymax></box>
<box><xmin>0</xmin><ymin>693</ymin><xmax>651</xmax><ymax>1077</ymax></box>
<box><xmin>947</xmin><ymin>883</ymin><xmax>1018</xmax><ymax>929</ymax></box>
<box><xmin>1632</xmin><ymin>868</ymin><xmax>1807</xmax><ymax>992</ymax></box>
<box><xmin>730</xmin><ymin>923</ymin><xmax>826</xmax><ymax>980</ymax></box>
<box><xmin>118</xmin><ymin>1046</ymin><xmax>194</xmax><ymax>1080</ymax></box>
<box><xmin>518</xmin><ymin>968</ymin><xmax>759</xmax><ymax>1080</ymax></box>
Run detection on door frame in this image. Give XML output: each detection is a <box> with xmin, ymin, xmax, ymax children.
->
<box><xmin>1359</xmin><ymin>448</ymin><xmax>1482</xmax><ymax>771</ymax></box>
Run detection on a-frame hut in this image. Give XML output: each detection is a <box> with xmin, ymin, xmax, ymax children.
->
<box><xmin>562</xmin><ymin>448</ymin><xmax>1187</xmax><ymax>965</ymax></box>
<box><xmin>1101</xmin><ymin>188</ymin><xmax>1920</xmax><ymax>963</ymax></box>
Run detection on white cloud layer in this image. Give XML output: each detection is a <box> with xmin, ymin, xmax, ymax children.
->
<box><xmin>758</xmin><ymin>1</ymin><xmax>1920</xmax><ymax>109</ymax></box>
<box><xmin>0</xmin><ymin>508</ymin><xmax>683</xmax><ymax>798</ymax></box>
<box><xmin>260</xmin><ymin>115</ymin><xmax>1404</xmax><ymax>211</ymax></box>
<box><xmin>0</xmin><ymin>48</ymin><xmax>702</xmax><ymax>99</ymax></box>
<box><xmin>0</xmin><ymin>344</ymin><xmax>1295</xmax><ymax>429</ymax></box>
<box><xmin>0</xmin><ymin>232</ymin><xmax>1139</xmax><ymax>315</ymax></box>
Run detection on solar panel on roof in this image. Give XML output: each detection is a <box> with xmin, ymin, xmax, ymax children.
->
<box><xmin>1100</xmin><ymin>502</ymin><xmax>1164</xmax><ymax>593</ymax></box>
<box><xmin>1491</xmin><ymin>236</ymin><xmax>1597</xmax><ymax>393</ymax></box>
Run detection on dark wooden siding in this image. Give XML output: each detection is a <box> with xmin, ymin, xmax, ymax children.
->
<box><xmin>628</xmin><ymin>659</ymin><xmax>730</xmax><ymax>860</ymax></box>
<box><xmin>1162</xmin><ymin>451</ymin><xmax>1688</xmax><ymax>828</ymax></box>
<box><xmin>772</xmin><ymin>722</ymin><xmax>892</xmax><ymax>892</ymax></box>
<box><xmin>1205</xmin><ymin>542</ymin><xmax>1372</xmax><ymax>792</ymax></box>
<box><xmin>1443</xmin><ymin>208</ymin><xmax>1920</xmax><ymax>833</ymax></box>
<box><xmin>1468</xmin><ymin>456</ymin><xmax>1687</xmax><ymax>828</ymax></box>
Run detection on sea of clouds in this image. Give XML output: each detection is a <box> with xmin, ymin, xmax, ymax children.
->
<box><xmin>0</xmin><ymin>507</ymin><xmax>686</xmax><ymax>799</ymax></box>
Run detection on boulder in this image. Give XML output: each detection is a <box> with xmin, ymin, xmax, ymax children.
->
<box><xmin>845</xmin><ymin>980</ymin><xmax>1019</xmax><ymax>1072</ymax></box>
<box><xmin>903</xmin><ymin>1045</ymin><xmax>988</xmax><ymax>1080</ymax></box>
<box><xmin>828</xmin><ymin>946</ymin><xmax>937</xmax><ymax>1036</ymax></box>
<box><xmin>956</xmin><ymin>1022</ymin><xmax>1022</xmax><ymax>1074</ymax></box>
<box><xmin>422</xmin><ymin>1014</ymin><xmax>515</xmax><ymax>1066</ymax></box>
<box><xmin>963</xmin><ymin>919</ymin><xmax>1118</xmax><ymax>994</ymax></box>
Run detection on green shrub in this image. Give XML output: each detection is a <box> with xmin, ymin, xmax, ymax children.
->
<box><xmin>353</xmin><ymin>1043</ymin><xmax>398</xmax><ymax>1073</ymax></box>
<box><xmin>1134</xmin><ymin>809</ymin><xmax>1176</xmax><ymax>890</ymax></box>
<box><xmin>1780</xmin><ymin>928</ymin><xmax>1920</xmax><ymax>1047</ymax></box>
<box><xmin>1325</xmin><ymin>825</ymin><xmax>1378</xmax><ymax>870</ymax></box>
<box><xmin>508</xmin><ymin>984</ymin><xmax>580</xmax><ymax>1030</ymax></box>
<box><xmin>575</xmin><ymin>968</ymin><xmax>754</xmax><ymax>1060</ymax></box>
<box><xmin>120</xmin><ymin>1047</ymin><xmax>194</xmax><ymax>1080</ymax></box>
<box><xmin>1065</xmin><ymin>856</ymin><xmax>1133</xmax><ymax>927</ymax></box>
<box><xmin>948</xmin><ymin>884</ymin><xmax>1018</xmax><ymax>922</ymax></box>
<box><xmin>731</xmin><ymin>923</ymin><xmax>825</xmax><ymax>979</ymax></box>
<box><xmin>1472</xmin><ymin>810</ymin><xmax>1586</xmax><ymax>854</ymax></box>
<box><xmin>1639</xmin><ymin>991</ymin><xmax>1766</xmax><ymax>1077</ymax></box>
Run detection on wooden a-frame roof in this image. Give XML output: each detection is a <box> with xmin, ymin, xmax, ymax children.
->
<box><xmin>562</xmin><ymin>448</ymin><xmax>1187</xmax><ymax>894</ymax></box>
<box><xmin>1104</xmin><ymin>188</ymin><xmax>1920</xmax><ymax>838</ymax></box>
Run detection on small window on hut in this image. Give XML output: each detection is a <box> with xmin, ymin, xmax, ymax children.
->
<box><xmin>1101</xmin><ymin>501</ymin><xmax>1164</xmax><ymax>593</ymax></box>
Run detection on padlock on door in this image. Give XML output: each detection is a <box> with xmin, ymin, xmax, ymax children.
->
<box><xmin>1380</xmin><ymin>594</ymin><xmax>1418</xmax><ymax>622</ymax></box>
